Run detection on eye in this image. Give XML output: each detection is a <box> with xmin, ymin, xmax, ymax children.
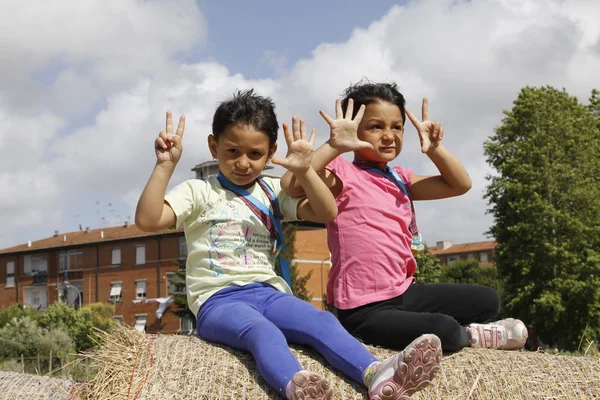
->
<box><xmin>227</xmin><ymin>148</ymin><xmax>237</xmax><ymax>154</ymax></box>
<box><xmin>393</xmin><ymin>125</ymin><xmax>403</xmax><ymax>131</ymax></box>
<box><xmin>370</xmin><ymin>124</ymin><xmax>381</xmax><ymax>131</ymax></box>
<box><xmin>251</xmin><ymin>151</ymin><xmax>262</xmax><ymax>157</ymax></box>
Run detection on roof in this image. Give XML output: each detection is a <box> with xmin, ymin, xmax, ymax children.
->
<box><xmin>0</xmin><ymin>224</ymin><xmax>183</xmax><ymax>255</ymax></box>
<box><xmin>429</xmin><ymin>240</ymin><xmax>496</xmax><ymax>255</ymax></box>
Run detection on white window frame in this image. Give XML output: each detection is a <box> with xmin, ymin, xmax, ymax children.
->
<box><xmin>109</xmin><ymin>282</ymin><xmax>122</xmax><ymax>302</ymax></box>
<box><xmin>480</xmin><ymin>252</ymin><xmax>489</xmax><ymax>262</ymax></box>
<box><xmin>135</xmin><ymin>314</ymin><xmax>147</xmax><ymax>332</ymax></box>
<box><xmin>135</xmin><ymin>245</ymin><xmax>146</xmax><ymax>265</ymax></box>
<box><xmin>135</xmin><ymin>279</ymin><xmax>147</xmax><ymax>299</ymax></box>
<box><xmin>180</xmin><ymin>314</ymin><xmax>193</xmax><ymax>334</ymax></box>
<box><xmin>23</xmin><ymin>286</ymin><xmax>48</xmax><ymax>310</ymax></box>
<box><xmin>111</xmin><ymin>248</ymin><xmax>121</xmax><ymax>265</ymax></box>
<box><xmin>6</xmin><ymin>261</ymin><xmax>15</xmax><ymax>288</ymax></box>
<box><xmin>24</xmin><ymin>254</ymin><xmax>48</xmax><ymax>275</ymax></box>
<box><xmin>59</xmin><ymin>249</ymin><xmax>83</xmax><ymax>272</ymax></box>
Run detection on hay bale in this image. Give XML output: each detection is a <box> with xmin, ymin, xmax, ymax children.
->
<box><xmin>79</xmin><ymin>325</ymin><xmax>600</xmax><ymax>399</ymax></box>
<box><xmin>0</xmin><ymin>371</ymin><xmax>79</xmax><ymax>400</ymax></box>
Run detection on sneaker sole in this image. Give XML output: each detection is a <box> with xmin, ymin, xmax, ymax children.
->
<box><xmin>370</xmin><ymin>334</ymin><xmax>442</xmax><ymax>400</ymax></box>
<box><xmin>290</xmin><ymin>370</ymin><xmax>333</xmax><ymax>400</ymax></box>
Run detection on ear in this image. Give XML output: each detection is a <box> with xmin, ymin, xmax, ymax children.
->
<box><xmin>267</xmin><ymin>143</ymin><xmax>278</xmax><ymax>162</ymax></box>
<box><xmin>208</xmin><ymin>135</ymin><xmax>218</xmax><ymax>158</ymax></box>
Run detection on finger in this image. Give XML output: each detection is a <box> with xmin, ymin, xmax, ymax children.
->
<box><xmin>292</xmin><ymin>116</ymin><xmax>300</xmax><ymax>141</ymax></box>
<box><xmin>158</xmin><ymin>131</ymin><xmax>169</xmax><ymax>148</ymax></box>
<box><xmin>432</xmin><ymin>121</ymin><xmax>440</xmax><ymax>140</ymax></box>
<box><xmin>422</xmin><ymin>98</ymin><xmax>429</xmax><ymax>121</ymax></box>
<box><xmin>439</xmin><ymin>125</ymin><xmax>444</xmax><ymax>141</ymax></box>
<box><xmin>168</xmin><ymin>135</ymin><xmax>181</xmax><ymax>148</ymax></box>
<box><xmin>155</xmin><ymin>136</ymin><xmax>167</xmax><ymax>150</ymax></box>
<box><xmin>421</xmin><ymin>137</ymin><xmax>430</xmax><ymax>153</ymax></box>
<box><xmin>308</xmin><ymin>128</ymin><xmax>316</xmax><ymax>146</ymax></box>
<box><xmin>404</xmin><ymin>108</ymin><xmax>421</xmax><ymax>128</ymax></box>
<box><xmin>282</xmin><ymin>123</ymin><xmax>293</xmax><ymax>147</ymax></box>
<box><xmin>357</xmin><ymin>140</ymin><xmax>375</xmax><ymax>150</ymax></box>
<box><xmin>270</xmin><ymin>158</ymin><xmax>288</xmax><ymax>168</ymax></box>
<box><xmin>299</xmin><ymin>119</ymin><xmax>307</xmax><ymax>141</ymax></box>
<box><xmin>176</xmin><ymin>115</ymin><xmax>186</xmax><ymax>138</ymax></box>
<box><xmin>166</xmin><ymin>111</ymin><xmax>173</xmax><ymax>135</ymax></box>
<box><xmin>335</xmin><ymin>99</ymin><xmax>343</xmax><ymax>119</ymax></box>
<box><xmin>319</xmin><ymin>110</ymin><xmax>335</xmax><ymax>126</ymax></box>
<box><xmin>344</xmin><ymin>98</ymin><xmax>354</xmax><ymax>120</ymax></box>
<box><xmin>354</xmin><ymin>104</ymin><xmax>366</xmax><ymax>123</ymax></box>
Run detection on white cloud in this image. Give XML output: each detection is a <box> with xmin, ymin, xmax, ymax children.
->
<box><xmin>1</xmin><ymin>0</ymin><xmax>599</xmax><ymax>249</ymax></box>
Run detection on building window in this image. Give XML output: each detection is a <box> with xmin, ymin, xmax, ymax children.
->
<box><xmin>136</xmin><ymin>245</ymin><xmax>146</xmax><ymax>265</ymax></box>
<box><xmin>180</xmin><ymin>314</ymin><xmax>193</xmax><ymax>334</ymax></box>
<box><xmin>166</xmin><ymin>271</ymin><xmax>185</xmax><ymax>296</ymax></box>
<box><xmin>136</xmin><ymin>280</ymin><xmax>147</xmax><ymax>299</ymax></box>
<box><xmin>179</xmin><ymin>236</ymin><xmax>188</xmax><ymax>260</ymax></box>
<box><xmin>61</xmin><ymin>281</ymin><xmax>83</xmax><ymax>307</ymax></box>
<box><xmin>6</xmin><ymin>261</ymin><xmax>15</xmax><ymax>288</ymax></box>
<box><xmin>113</xmin><ymin>316</ymin><xmax>123</xmax><ymax>324</ymax></box>
<box><xmin>135</xmin><ymin>314</ymin><xmax>147</xmax><ymax>332</ymax></box>
<box><xmin>59</xmin><ymin>249</ymin><xmax>83</xmax><ymax>272</ymax></box>
<box><xmin>111</xmin><ymin>248</ymin><xmax>121</xmax><ymax>265</ymax></box>
<box><xmin>480</xmin><ymin>252</ymin><xmax>489</xmax><ymax>262</ymax></box>
<box><xmin>447</xmin><ymin>255</ymin><xmax>460</xmax><ymax>264</ymax></box>
<box><xmin>109</xmin><ymin>282</ymin><xmax>122</xmax><ymax>302</ymax></box>
<box><xmin>23</xmin><ymin>286</ymin><xmax>48</xmax><ymax>310</ymax></box>
<box><xmin>467</xmin><ymin>253</ymin><xmax>475</xmax><ymax>260</ymax></box>
<box><xmin>24</xmin><ymin>254</ymin><xmax>48</xmax><ymax>275</ymax></box>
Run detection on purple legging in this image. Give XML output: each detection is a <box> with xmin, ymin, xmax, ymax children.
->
<box><xmin>196</xmin><ymin>283</ymin><xmax>378</xmax><ymax>397</ymax></box>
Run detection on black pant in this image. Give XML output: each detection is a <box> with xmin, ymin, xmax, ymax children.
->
<box><xmin>336</xmin><ymin>283</ymin><xmax>500</xmax><ymax>352</ymax></box>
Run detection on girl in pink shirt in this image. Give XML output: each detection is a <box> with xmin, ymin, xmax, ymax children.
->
<box><xmin>283</xmin><ymin>81</ymin><xmax>528</xmax><ymax>353</ymax></box>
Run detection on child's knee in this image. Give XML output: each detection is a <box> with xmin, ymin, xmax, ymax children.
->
<box><xmin>480</xmin><ymin>287</ymin><xmax>501</xmax><ymax>320</ymax></box>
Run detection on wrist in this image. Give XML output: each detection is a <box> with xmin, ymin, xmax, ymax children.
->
<box><xmin>154</xmin><ymin>161</ymin><xmax>177</xmax><ymax>175</ymax></box>
<box><xmin>426</xmin><ymin>142</ymin><xmax>443</xmax><ymax>157</ymax></box>
<box><xmin>325</xmin><ymin>140</ymin><xmax>345</xmax><ymax>156</ymax></box>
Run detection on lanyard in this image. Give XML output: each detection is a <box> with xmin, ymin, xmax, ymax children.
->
<box><xmin>216</xmin><ymin>173</ymin><xmax>293</xmax><ymax>288</ymax></box>
<box><xmin>352</xmin><ymin>161</ymin><xmax>424</xmax><ymax>251</ymax></box>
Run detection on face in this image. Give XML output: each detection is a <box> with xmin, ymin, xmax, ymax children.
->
<box><xmin>354</xmin><ymin>101</ymin><xmax>405</xmax><ymax>163</ymax></box>
<box><xmin>208</xmin><ymin>124</ymin><xmax>277</xmax><ymax>188</ymax></box>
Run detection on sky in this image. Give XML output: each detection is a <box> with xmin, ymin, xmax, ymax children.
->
<box><xmin>1</xmin><ymin>0</ymin><xmax>599</xmax><ymax>250</ymax></box>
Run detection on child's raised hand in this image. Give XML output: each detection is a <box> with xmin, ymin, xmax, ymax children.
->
<box><xmin>155</xmin><ymin>111</ymin><xmax>186</xmax><ymax>165</ymax></box>
<box><xmin>319</xmin><ymin>99</ymin><xmax>373</xmax><ymax>153</ymax></box>
<box><xmin>271</xmin><ymin>117</ymin><xmax>316</xmax><ymax>175</ymax></box>
<box><xmin>406</xmin><ymin>99</ymin><xmax>443</xmax><ymax>154</ymax></box>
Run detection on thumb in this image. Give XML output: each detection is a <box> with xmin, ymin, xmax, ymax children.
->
<box><xmin>270</xmin><ymin>157</ymin><xmax>287</xmax><ymax>167</ymax></box>
<box><xmin>358</xmin><ymin>141</ymin><xmax>375</xmax><ymax>150</ymax></box>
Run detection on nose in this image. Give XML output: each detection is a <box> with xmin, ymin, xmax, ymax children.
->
<box><xmin>236</xmin><ymin>155</ymin><xmax>250</xmax><ymax>170</ymax></box>
<box><xmin>381</xmin><ymin>129</ymin><xmax>394</xmax><ymax>142</ymax></box>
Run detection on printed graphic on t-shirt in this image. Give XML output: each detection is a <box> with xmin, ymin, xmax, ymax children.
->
<box><xmin>206</xmin><ymin>201</ymin><xmax>274</xmax><ymax>276</ymax></box>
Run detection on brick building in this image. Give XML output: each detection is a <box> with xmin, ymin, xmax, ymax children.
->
<box><xmin>430</xmin><ymin>240</ymin><xmax>496</xmax><ymax>266</ymax></box>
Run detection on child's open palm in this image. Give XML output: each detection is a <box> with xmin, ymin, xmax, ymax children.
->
<box><xmin>320</xmin><ymin>99</ymin><xmax>373</xmax><ymax>152</ymax></box>
<box><xmin>155</xmin><ymin>111</ymin><xmax>186</xmax><ymax>165</ymax></box>
<box><xmin>406</xmin><ymin>99</ymin><xmax>444</xmax><ymax>154</ymax></box>
<box><xmin>271</xmin><ymin>117</ymin><xmax>316</xmax><ymax>175</ymax></box>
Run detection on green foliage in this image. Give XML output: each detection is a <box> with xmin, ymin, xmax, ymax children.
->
<box><xmin>0</xmin><ymin>316</ymin><xmax>44</xmax><ymax>358</ymax></box>
<box><xmin>168</xmin><ymin>267</ymin><xmax>196</xmax><ymax>331</ymax></box>
<box><xmin>283</xmin><ymin>223</ymin><xmax>313</xmax><ymax>302</ymax></box>
<box><xmin>439</xmin><ymin>260</ymin><xmax>503</xmax><ymax>294</ymax></box>
<box><xmin>38</xmin><ymin>327</ymin><xmax>75</xmax><ymax>358</ymax></box>
<box><xmin>0</xmin><ymin>304</ymin><xmax>38</xmax><ymax>329</ymax></box>
<box><xmin>80</xmin><ymin>302</ymin><xmax>116</xmax><ymax>334</ymax></box>
<box><xmin>37</xmin><ymin>302</ymin><xmax>95</xmax><ymax>352</ymax></box>
<box><xmin>414</xmin><ymin>247</ymin><xmax>443</xmax><ymax>284</ymax></box>
<box><xmin>484</xmin><ymin>86</ymin><xmax>600</xmax><ymax>350</ymax></box>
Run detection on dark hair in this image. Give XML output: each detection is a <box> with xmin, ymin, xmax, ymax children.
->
<box><xmin>212</xmin><ymin>89</ymin><xmax>278</xmax><ymax>147</ymax></box>
<box><xmin>341</xmin><ymin>80</ymin><xmax>406</xmax><ymax>124</ymax></box>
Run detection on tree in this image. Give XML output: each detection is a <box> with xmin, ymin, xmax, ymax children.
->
<box><xmin>413</xmin><ymin>246</ymin><xmax>443</xmax><ymax>284</ymax></box>
<box><xmin>283</xmin><ymin>223</ymin><xmax>313</xmax><ymax>302</ymax></box>
<box><xmin>0</xmin><ymin>316</ymin><xmax>44</xmax><ymax>358</ymax></box>
<box><xmin>168</xmin><ymin>265</ymin><xmax>196</xmax><ymax>332</ymax></box>
<box><xmin>439</xmin><ymin>259</ymin><xmax>503</xmax><ymax>294</ymax></box>
<box><xmin>37</xmin><ymin>302</ymin><xmax>95</xmax><ymax>352</ymax></box>
<box><xmin>484</xmin><ymin>86</ymin><xmax>600</xmax><ymax>350</ymax></box>
<box><xmin>0</xmin><ymin>304</ymin><xmax>39</xmax><ymax>329</ymax></box>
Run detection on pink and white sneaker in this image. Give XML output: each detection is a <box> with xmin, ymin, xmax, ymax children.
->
<box><xmin>466</xmin><ymin>318</ymin><xmax>528</xmax><ymax>350</ymax></box>
<box><xmin>288</xmin><ymin>370</ymin><xmax>333</xmax><ymax>400</ymax></box>
<box><xmin>368</xmin><ymin>334</ymin><xmax>442</xmax><ymax>400</ymax></box>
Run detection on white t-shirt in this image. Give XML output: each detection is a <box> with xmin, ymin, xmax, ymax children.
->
<box><xmin>165</xmin><ymin>176</ymin><xmax>303</xmax><ymax>317</ymax></box>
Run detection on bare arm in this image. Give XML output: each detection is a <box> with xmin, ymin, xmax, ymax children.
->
<box><xmin>135</xmin><ymin>112</ymin><xmax>185</xmax><ymax>232</ymax></box>
<box><xmin>272</xmin><ymin>118</ymin><xmax>338</xmax><ymax>223</ymax></box>
<box><xmin>406</xmin><ymin>99</ymin><xmax>472</xmax><ymax>200</ymax></box>
<box><xmin>281</xmin><ymin>99</ymin><xmax>371</xmax><ymax>197</ymax></box>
